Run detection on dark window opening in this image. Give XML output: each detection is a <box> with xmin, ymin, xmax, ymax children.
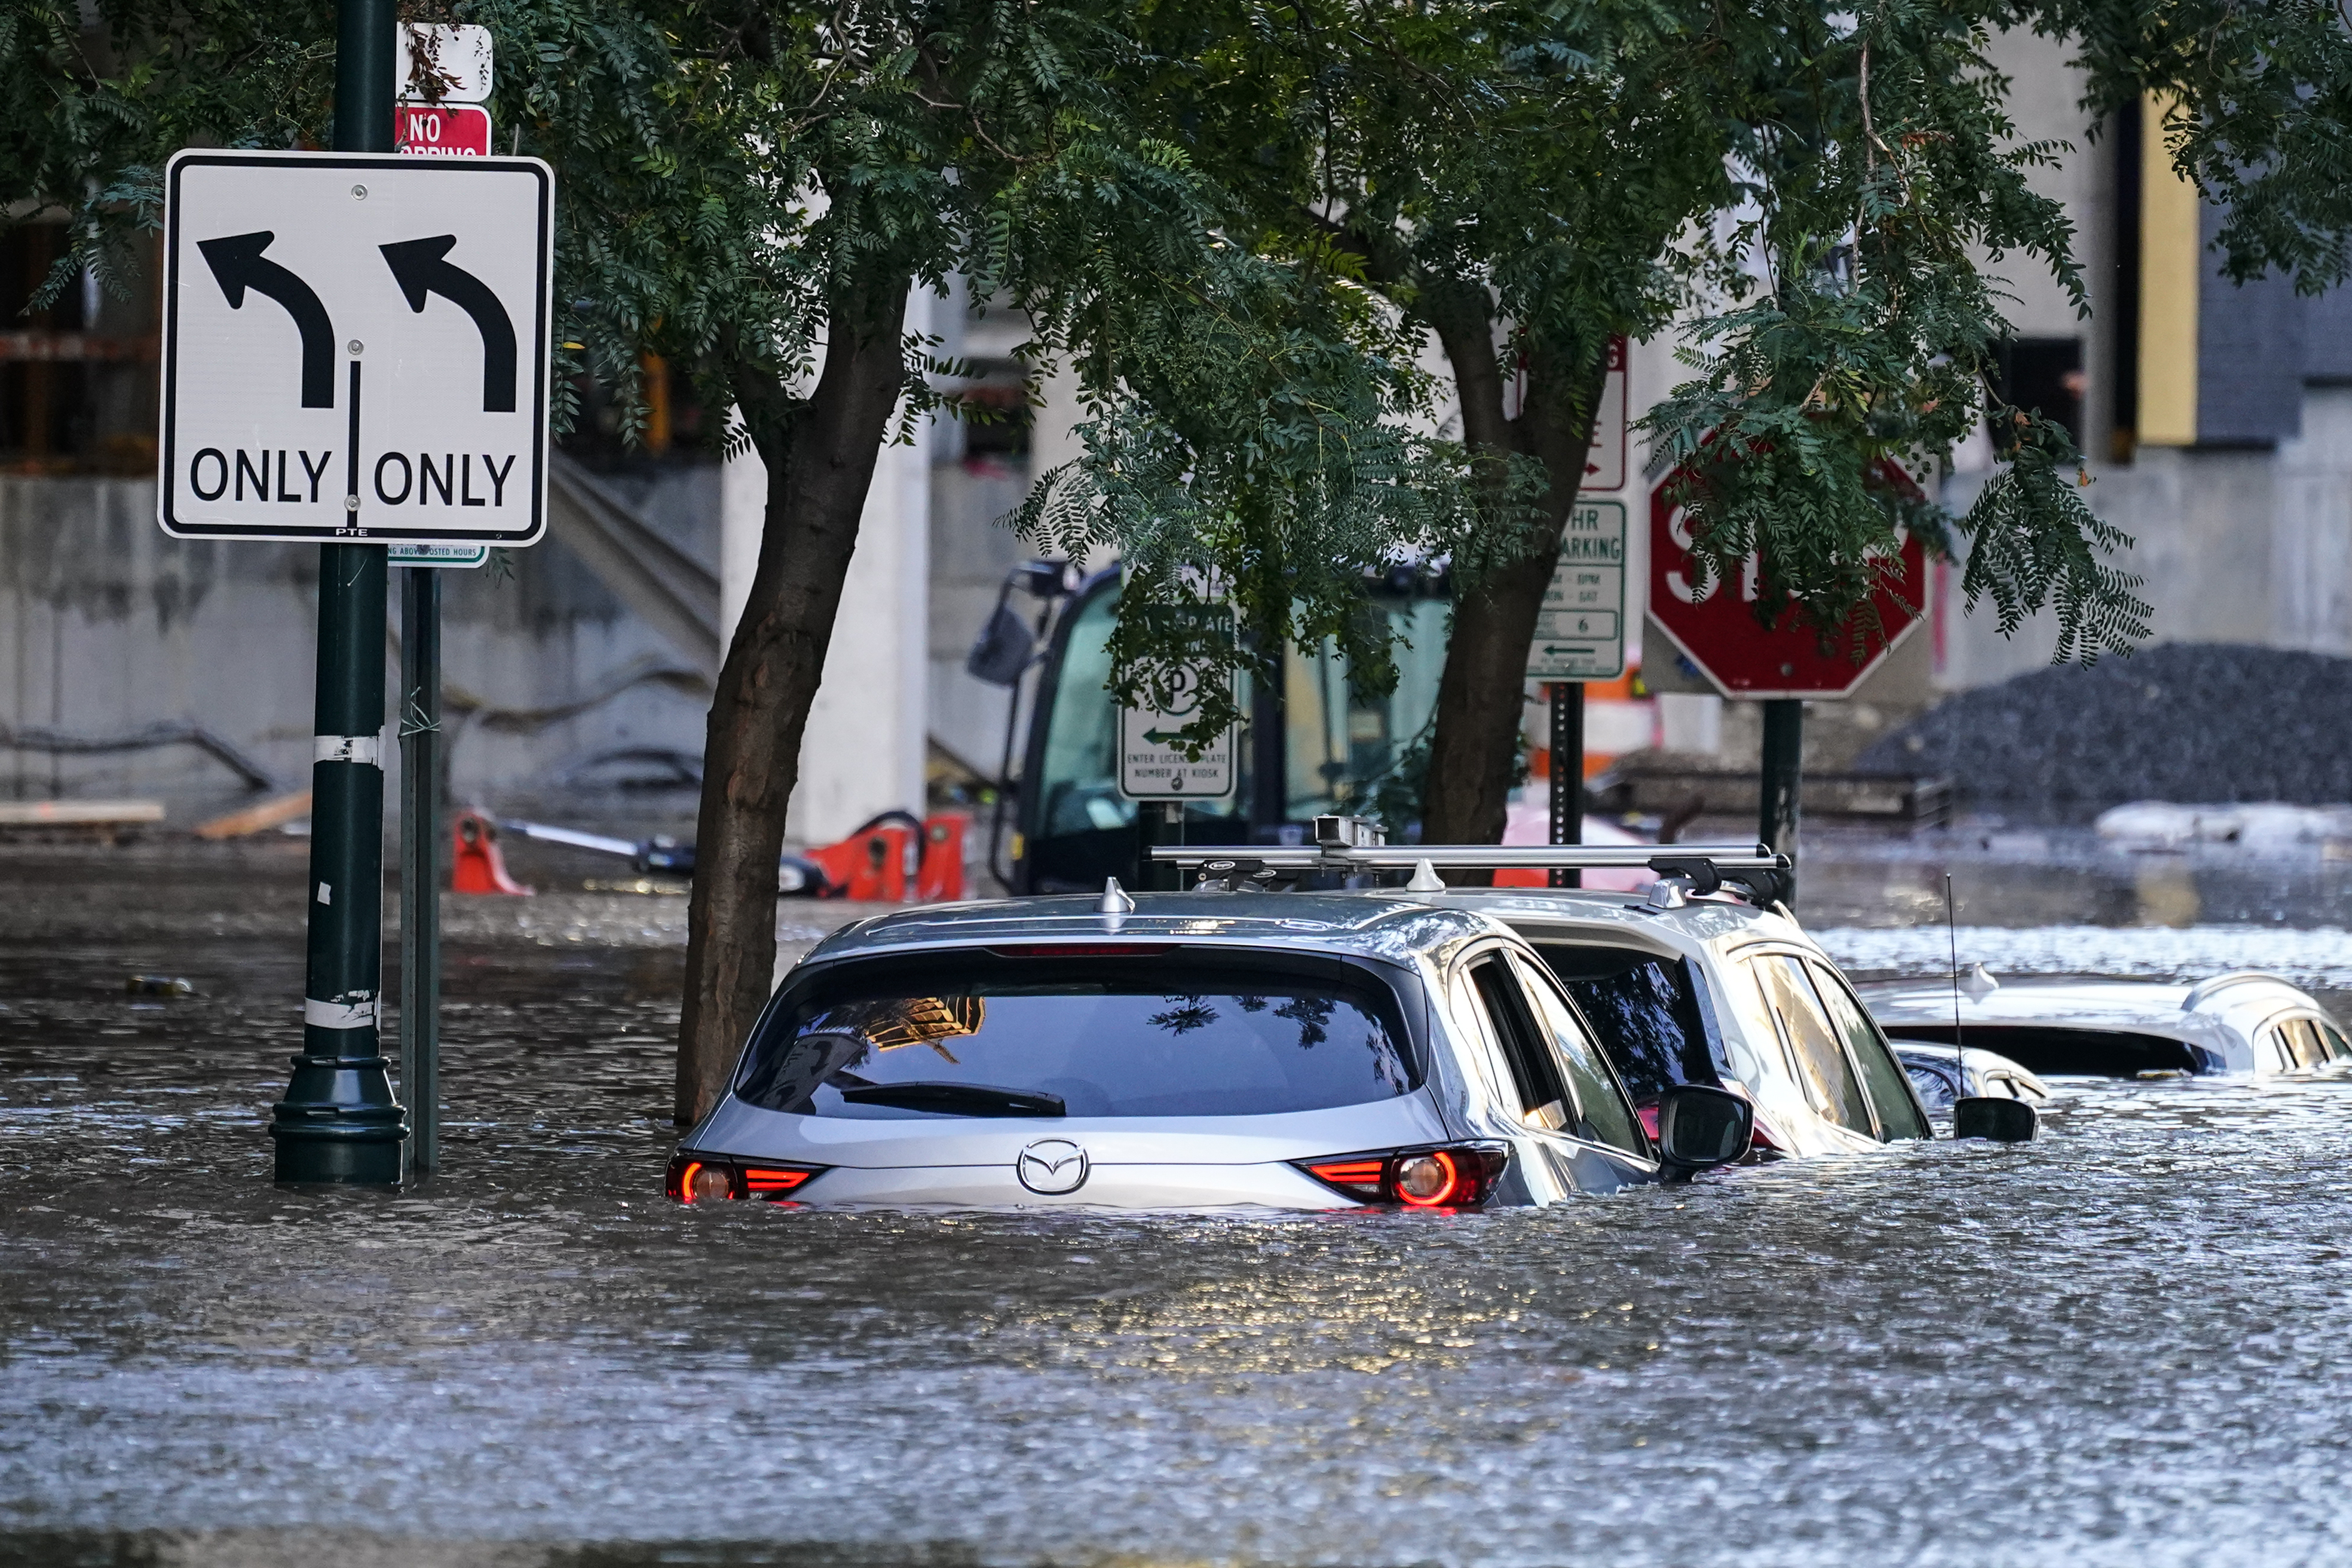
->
<box><xmin>1882</xmin><ymin>1025</ymin><xmax>2206</xmax><ymax>1077</ymax></box>
<box><xmin>1536</xmin><ymin>944</ymin><xmax>1718</xmax><ymax>1105</ymax></box>
<box><xmin>736</xmin><ymin>952</ymin><xmax>1424</xmax><ymax>1120</ymax></box>
<box><xmin>560</xmin><ymin>354</ymin><xmax>718</xmax><ymax>470</ymax></box>
<box><xmin>951</xmin><ymin>359</ymin><xmax>1032</xmax><ymax>467</ymax></box>
<box><xmin>1995</xmin><ymin>337</ymin><xmax>2087</xmax><ymax>455</ymax></box>
<box><xmin>2</xmin><ymin>223</ymin><xmax>160</xmax><ymax>476</ymax></box>
<box><xmin>1469</xmin><ymin>955</ymin><xmax>1571</xmax><ymax>1125</ymax></box>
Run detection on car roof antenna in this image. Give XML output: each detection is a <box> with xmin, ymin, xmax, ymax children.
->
<box><xmin>1098</xmin><ymin>877</ymin><xmax>1137</xmax><ymax>916</ymax></box>
<box><xmin>1946</xmin><ymin>872</ymin><xmax>1964</xmax><ymax>1105</ymax></box>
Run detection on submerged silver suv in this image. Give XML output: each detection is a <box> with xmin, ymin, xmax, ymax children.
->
<box><xmin>669</xmin><ymin>889</ymin><xmax>1751</xmax><ymax>1210</ymax></box>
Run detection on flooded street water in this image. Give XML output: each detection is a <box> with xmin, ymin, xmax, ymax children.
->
<box><xmin>8</xmin><ymin>839</ymin><xmax>2352</xmax><ymax>1566</ymax></box>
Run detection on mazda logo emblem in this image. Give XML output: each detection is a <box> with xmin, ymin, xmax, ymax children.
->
<box><xmin>1016</xmin><ymin>1138</ymin><xmax>1089</xmax><ymax>1195</ymax></box>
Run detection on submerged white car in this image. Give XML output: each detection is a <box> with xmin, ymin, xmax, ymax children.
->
<box><xmin>1860</xmin><ymin>969</ymin><xmax>2352</xmax><ymax>1079</ymax></box>
<box><xmin>1159</xmin><ymin>831</ymin><xmax>1939</xmax><ymax>1158</ymax></box>
<box><xmin>669</xmin><ymin>887</ymin><xmax>1752</xmax><ymax>1210</ymax></box>
<box><xmin>1404</xmin><ymin>884</ymin><xmax>1934</xmax><ymax>1157</ymax></box>
<box><xmin>1894</xmin><ymin>1044</ymin><xmax>2052</xmax><ymax>1109</ymax></box>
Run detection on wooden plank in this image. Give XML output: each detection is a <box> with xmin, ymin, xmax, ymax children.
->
<box><xmin>0</xmin><ymin>799</ymin><xmax>167</xmax><ymax>826</ymax></box>
<box><xmin>194</xmin><ymin>790</ymin><xmax>313</xmax><ymax>840</ymax></box>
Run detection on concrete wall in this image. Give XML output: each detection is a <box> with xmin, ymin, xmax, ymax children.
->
<box><xmin>0</xmin><ymin>468</ymin><xmax>716</xmax><ymax>822</ymax></box>
<box><xmin>719</xmin><ymin>294</ymin><xmax>935</xmax><ymax>846</ymax></box>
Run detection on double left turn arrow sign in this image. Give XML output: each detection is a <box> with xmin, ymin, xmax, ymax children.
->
<box><xmin>160</xmin><ymin>150</ymin><xmax>553</xmax><ymax>545</ymax></box>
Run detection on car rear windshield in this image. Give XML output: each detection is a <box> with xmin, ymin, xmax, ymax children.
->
<box><xmin>734</xmin><ymin>952</ymin><xmax>1423</xmax><ymax>1120</ymax></box>
<box><xmin>1533</xmin><ymin>944</ymin><xmax>1718</xmax><ymax>1103</ymax></box>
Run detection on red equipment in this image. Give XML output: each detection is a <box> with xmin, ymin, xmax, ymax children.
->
<box><xmin>797</xmin><ymin>811</ymin><xmax>969</xmax><ymax>902</ymax></box>
<box><xmin>1647</xmin><ymin>460</ymin><xmax>1928</xmax><ymax>699</ymax></box>
<box><xmin>450</xmin><ymin>810</ymin><xmax>532</xmax><ymax>895</ymax></box>
<box><xmin>917</xmin><ymin>813</ymin><xmax>966</xmax><ymax>903</ymax></box>
<box><xmin>803</xmin><ymin>818</ymin><xmax>917</xmax><ymax>902</ymax></box>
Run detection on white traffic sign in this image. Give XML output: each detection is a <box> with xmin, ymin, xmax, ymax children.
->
<box><xmin>1120</xmin><ymin>704</ymin><xmax>1237</xmax><ymax>799</ymax></box>
<box><xmin>1118</xmin><ymin>608</ymin><xmax>1238</xmax><ymax>799</ymax></box>
<box><xmin>159</xmin><ymin>150</ymin><xmax>552</xmax><ymax>544</ymax></box>
<box><xmin>396</xmin><ymin>24</ymin><xmax>493</xmax><ymax>104</ymax></box>
<box><xmin>388</xmin><ymin>541</ymin><xmax>489</xmax><ymax>568</ymax></box>
<box><xmin>1585</xmin><ymin>336</ymin><xmax>1627</xmax><ymax>491</ymax></box>
<box><xmin>1527</xmin><ymin>499</ymin><xmax>1628</xmax><ymax>680</ymax></box>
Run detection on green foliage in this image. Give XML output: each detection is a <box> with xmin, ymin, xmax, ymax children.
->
<box><xmin>1</xmin><ymin>0</ymin><xmax>1466</xmax><ymax>747</ymax></box>
<box><xmin>1006</xmin><ymin>241</ymin><xmax>1492</xmax><ymax>745</ymax></box>
<box><xmin>1637</xmin><ymin>0</ymin><xmax>2149</xmax><ymax>661</ymax></box>
<box><xmin>13</xmin><ymin>0</ymin><xmax>2352</xmax><ymax>712</ymax></box>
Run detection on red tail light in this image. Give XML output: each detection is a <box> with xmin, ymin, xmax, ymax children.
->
<box><xmin>1295</xmin><ymin>1143</ymin><xmax>1510</xmax><ymax>1208</ymax></box>
<box><xmin>666</xmin><ymin>1152</ymin><xmax>826</xmax><ymax>1203</ymax></box>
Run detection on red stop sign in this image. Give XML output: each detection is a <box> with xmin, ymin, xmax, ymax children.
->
<box><xmin>1649</xmin><ymin>463</ymin><xmax>1928</xmax><ymax>699</ymax></box>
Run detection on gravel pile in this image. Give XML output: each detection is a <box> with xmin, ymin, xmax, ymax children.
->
<box><xmin>1855</xmin><ymin>642</ymin><xmax>2352</xmax><ymax>808</ymax></box>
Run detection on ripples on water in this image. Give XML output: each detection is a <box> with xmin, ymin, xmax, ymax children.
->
<box><xmin>8</xmin><ymin>849</ymin><xmax>2352</xmax><ymax>1566</ymax></box>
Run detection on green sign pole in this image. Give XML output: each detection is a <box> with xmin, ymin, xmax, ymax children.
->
<box><xmin>269</xmin><ymin>0</ymin><xmax>405</xmax><ymax>1183</ymax></box>
<box><xmin>399</xmin><ymin>568</ymin><xmax>442</xmax><ymax>1174</ymax></box>
<box><xmin>1758</xmin><ymin>697</ymin><xmax>1803</xmax><ymax>909</ymax></box>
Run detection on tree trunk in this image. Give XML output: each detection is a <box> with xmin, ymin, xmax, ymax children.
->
<box><xmin>1420</xmin><ymin>341</ymin><xmax>1610</xmax><ymax>853</ymax></box>
<box><xmin>674</xmin><ymin>277</ymin><xmax>912</xmax><ymax>1126</ymax></box>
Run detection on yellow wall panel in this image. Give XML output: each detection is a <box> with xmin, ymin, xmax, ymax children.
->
<box><xmin>2137</xmin><ymin>94</ymin><xmax>2201</xmax><ymax>446</ymax></box>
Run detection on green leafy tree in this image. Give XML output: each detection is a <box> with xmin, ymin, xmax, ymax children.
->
<box><xmin>1</xmin><ymin>0</ymin><xmax>1466</xmax><ymax>1121</ymax></box>
<box><xmin>1080</xmin><ymin>0</ymin><xmax>2352</xmax><ymax>850</ymax></box>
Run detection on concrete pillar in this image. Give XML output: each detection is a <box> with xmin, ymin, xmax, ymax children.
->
<box><xmin>719</xmin><ymin>289</ymin><xmax>932</xmax><ymax>846</ymax></box>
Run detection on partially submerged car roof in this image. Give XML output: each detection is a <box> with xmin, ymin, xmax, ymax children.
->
<box><xmin>1425</xmin><ymin>886</ymin><xmax>1814</xmax><ymax>961</ymax></box>
<box><xmin>806</xmin><ymin>892</ymin><xmax>1506</xmax><ymax>967</ymax></box>
<box><xmin>1854</xmin><ymin>971</ymin><xmax>2339</xmax><ymax>1076</ymax></box>
<box><xmin>1857</xmin><ymin>972</ymin><xmax>2329</xmax><ymax>1033</ymax></box>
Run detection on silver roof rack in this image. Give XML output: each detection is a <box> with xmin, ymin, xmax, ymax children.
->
<box><xmin>1147</xmin><ymin>814</ymin><xmax>1789</xmax><ymax>897</ymax></box>
<box><xmin>1148</xmin><ymin>843</ymin><xmax>1787</xmax><ymax>872</ymax></box>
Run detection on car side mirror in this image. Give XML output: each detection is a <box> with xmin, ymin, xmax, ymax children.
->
<box><xmin>1655</xmin><ymin>1084</ymin><xmax>1754</xmax><ymax>1177</ymax></box>
<box><xmin>1953</xmin><ymin>1096</ymin><xmax>2037</xmax><ymax>1143</ymax></box>
<box><xmin>965</xmin><ymin>601</ymin><xmax>1034</xmax><ymax>687</ymax></box>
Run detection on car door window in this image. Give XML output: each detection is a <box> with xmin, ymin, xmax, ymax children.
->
<box><xmin>1752</xmin><ymin>955</ymin><xmax>1875</xmax><ymax>1135</ymax></box>
<box><xmin>1904</xmin><ymin>1060</ymin><xmax>1958</xmax><ymax>1111</ymax></box>
<box><xmin>2323</xmin><ymin>1023</ymin><xmax>2352</xmax><ymax>1062</ymax></box>
<box><xmin>2292</xmin><ymin>1019</ymin><xmax>2330</xmax><ymax>1068</ymax></box>
<box><xmin>1808</xmin><ymin>960</ymin><xmax>1929</xmax><ymax>1141</ymax></box>
<box><xmin>1465</xmin><ymin>954</ymin><xmax>1572</xmax><ymax>1132</ymax></box>
<box><xmin>2257</xmin><ymin>1024</ymin><xmax>2296</xmax><ymax>1072</ymax></box>
<box><xmin>1535</xmin><ymin>945</ymin><xmax>1717</xmax><ymax>1103</ymax></box>
<box><xmin>1513</xmin><ymin>957</ymin><xmax>1646</xmax><ymax>1156</ymax></box>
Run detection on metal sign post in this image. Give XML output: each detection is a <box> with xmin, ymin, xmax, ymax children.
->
<box><xmin>397</xmin><ymin>568</ymin><xmax>442</xmax><ymax>1173</ymax></box>
<box><xmin>274</xmin><ymin>0</ymin><xmax>402</xmax><ymax>1183</ymax></box>
<box><xmin>155</xmin><ymin>0</ymin><xmax>550</xmax><ymax>1181</ymax></box>
<box><xmin>1546</xmin><ymin>684</ymin><xmax>1583</xmax><ymax>889</ymax></box>
<box><xmin>1758</xmin><ymin>699</ymin><xmax>1803</xmax><ymax>904</ymax></box>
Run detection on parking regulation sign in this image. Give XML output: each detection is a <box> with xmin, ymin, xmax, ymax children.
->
<box><xmin>158</xmin><ymin>149</ymin><xmax>552</xmax><ymax>544</ymax></box>
<box><xmin>1526</xmin><ymin>499</ymin><xmax>1628</xmax><ymax>680</ymax></box>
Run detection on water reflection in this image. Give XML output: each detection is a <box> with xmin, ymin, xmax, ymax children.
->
<box><xmin>8</xmin><ymin>848</ymin><xmax>2352</xmax><ymax>1565</ymax></box>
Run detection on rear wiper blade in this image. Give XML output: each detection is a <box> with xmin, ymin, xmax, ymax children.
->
<box><xmin>835</xmin><ymin>1081</ymin><xmax>1067</xmax><ymax>1117</ymax></box>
